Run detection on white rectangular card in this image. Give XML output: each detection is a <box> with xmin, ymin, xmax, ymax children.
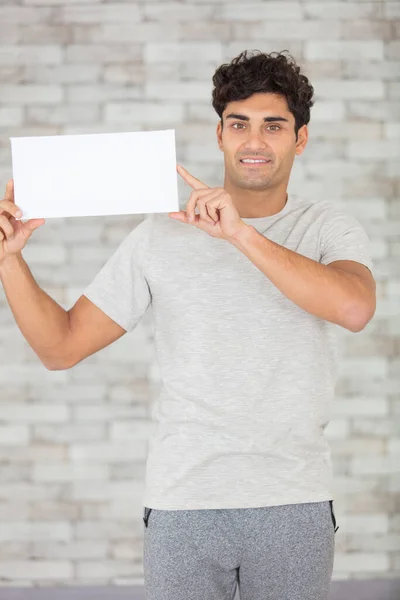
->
<box><xmin>10</xmin><ymin>129</ymin><xmax>179</xmax><ymax>220</ymax></box>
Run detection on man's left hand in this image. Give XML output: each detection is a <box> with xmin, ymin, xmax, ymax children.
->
<box><xmin>168</xmin><ymin>164</ymin><xmax>248</xmax><ymax>242</ymax></box>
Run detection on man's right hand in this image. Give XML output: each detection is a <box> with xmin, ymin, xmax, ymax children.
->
<box><xmin>0</xmin><ymin>179</ymin><xmax>45</xmax><ymax>266</ymax></box>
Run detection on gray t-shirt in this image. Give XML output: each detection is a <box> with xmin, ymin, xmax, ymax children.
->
<box><xmin>83</xmin><ymin>193</ymin><xmax>374</xmax><ymax>510</ymax></box>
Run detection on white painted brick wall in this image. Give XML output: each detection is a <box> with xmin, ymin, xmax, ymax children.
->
<box><xmin>0</xmin><ymin>0</ymin><xmax>398</xmax><ymax>588</ymax></box>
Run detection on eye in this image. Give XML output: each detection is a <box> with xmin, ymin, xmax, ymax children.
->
<box><xmin>267</xmin><ymin>125</ymin><xmax>281</xmax><ymax>131</ymax></box>
<box><xmin>232</xmin><ymin>122</ymin><xmax>245</xmax><ymax>129</ymax></box>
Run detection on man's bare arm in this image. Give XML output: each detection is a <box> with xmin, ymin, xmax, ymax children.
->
<box><xmin>0</xmin><ymin>253</ymin><xmax>126</xmax><ymax>370</ymax></box>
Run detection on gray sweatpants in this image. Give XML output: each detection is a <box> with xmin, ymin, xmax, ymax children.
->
<box><xmin>143</xmin><ymin>500</ymin><xmax>338</xmax><ymax>600</ymax></box>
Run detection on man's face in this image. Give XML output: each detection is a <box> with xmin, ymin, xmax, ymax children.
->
<box><xmin>216</xmin><ymin>92</ymin><xmax>308</xmax><ymax>191</ymax></box>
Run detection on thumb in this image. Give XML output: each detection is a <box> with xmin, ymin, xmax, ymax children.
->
<box><xmin>168</xmin><ymin>211</ymin><xmax>189</xmax><ymax>223</ymax></box>
<box><xmin>24</xmin><ymin>218</ymin><xmax>46</xmax><ymax>232</ymax></box>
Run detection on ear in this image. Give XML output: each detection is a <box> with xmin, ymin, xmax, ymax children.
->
<box><xmin>216</xmin><ymin>120</ymin><xmax>224</xmax><ymax>152</ymax></box>
<box><xmin>295</xmin><ymin>124</ymin><xmax>308</xmax><ymax>156</ymax></box>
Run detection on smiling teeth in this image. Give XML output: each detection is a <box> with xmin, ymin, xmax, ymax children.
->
<box><xmin>242</xmin><ymin>159</ymin><xmax>266</xmax><ymax>163</ymax></box>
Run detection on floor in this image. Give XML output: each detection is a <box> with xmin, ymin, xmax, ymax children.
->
<box><xmin>0</xmin><ymin>579</ymin><xmax>399</xmax><ymax>600</ymax></box>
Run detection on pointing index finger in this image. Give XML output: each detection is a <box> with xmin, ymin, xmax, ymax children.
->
<box><xmin>177</xmin><ymin>164</ymin><xmax>208</xmax><ymax>190</ymax></box>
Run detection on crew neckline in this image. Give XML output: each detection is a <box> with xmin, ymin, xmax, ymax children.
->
<box><xmin>240</xmin><ymin>193</ymin><xmax>293</xmax><ymax>224</ymax></box>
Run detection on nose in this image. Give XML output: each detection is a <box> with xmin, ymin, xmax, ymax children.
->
<box><xmin>243</xmin><ymin>132</ymin><xmax>268</xmax><ymax>152</ymax></box>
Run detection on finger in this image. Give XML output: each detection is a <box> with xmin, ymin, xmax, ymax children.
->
<box><xmin>0</xmin><ymin>199</ymin><xmax>22</xmax><ymax>219</ymax></box>
<box><xmin>204</xmin><ymin>196</ymin><xmax>222</xmax><ymax>224</ymax></box>
<box><xmin>196</xmin><ymin>190</ymin><xmax>223</xmax><ymax>224</ymax></box>
<box><xmin>0</xmin><ymin>214</ymin><xmax>16</xmax><ymax>240</ymax></box>
<box><xmin>23</xmin><ymin>218</ymin><xmax>45</xmax><ymax>233</ymax></box>
<box><xmin>186</xmin><ymin>188</ymin><xmax>218</xmax><ymax>222</ymax></box>
<box><xmin>177</xmin><ymin>164</ymin><xmax>208</xmax><ymax>191</ymax></box>
<box><xmin>4</xmin><ymin>179</ymin><xmax>14</xmax><ymax>202</ymax></box>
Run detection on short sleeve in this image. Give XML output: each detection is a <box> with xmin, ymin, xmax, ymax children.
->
<box><xmin>82</xmin><ymin>217</ymin><xmax>152</xmax><ymax>333</ymax></box>
<box><xmin>319</xmin><ymin>210</ymin><xmax>375</xmax><ymax>276</ymax></box>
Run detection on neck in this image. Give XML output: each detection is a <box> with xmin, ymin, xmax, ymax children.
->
<box><xmin>223</xmin><ymin>178</ymin><xmax>289</xmax><ymax>219</ymax></box>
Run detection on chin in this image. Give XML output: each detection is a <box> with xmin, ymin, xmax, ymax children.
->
<box><xmin>237</xmin><ymin>176</ymin><xmax>272</xmax><ymax>190</ymax></box>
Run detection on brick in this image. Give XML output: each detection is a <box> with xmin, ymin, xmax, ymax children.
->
<box><xmin>348</xmin><ymin>101</ymin><xmax>400</xmax><ymax>120</ymax></box>
<box><xmin>310</xmin><ymin>101</ymin><xmax>345</xmax><ymax>121</ymax></box>
<box><xmin>0</xmin><ymin>7</ymin><xmax>53</xmax><ymax>24</ymax></box>
<box><xmin>303</xmin><ymin>2</ymin><xmax>382</xmax><ymax>19</ymax></box>
<box><xmin>145</xmin><ymin>81</ymin><xmax>210</xmax><ymax>101</ymax></box>
<box><xmin>69</xmin><ymin>442</ymin><xmax>147</xmax><ymax>463</ymax></box>
<box><xmin>0</xmin><ymin>464</ymin><xmax>30</xmax><ymax>484</ymax></box>
<box><xmin>0</xmin><ymin>107</ymin><xmax>23</xmax><ymax>126</ymax></box>
<box><xmin>310</xmin><ymin>121</ymin><xmax>382</xmax><ymax>140</ymax></box>
<box><xmin>385</xmin><ymin>41</ymin><xmax>400</xmax><ymax>60</ymax></box>
<box><xmin>110</xmin><ymin>421</ymin><xmax>154</xmax><ymax>441</ymax></box>
<box><xmin>340</xmin><ymin>20</ymin><xmax>392</xmax><ymax>41</ymax></box>
<box><xmin>66</xmin><ymin>84</ymin><xmax>141</xmax><ymax>103</ymax></box>
<box><xmin>388</xmin><ymin>82</ymin><xmax>400</xmax><ymax>99</ymax></box>
<box><xmin>0</xmin><ymin>403</ymin><xmax>69</xmax><ymax>423</ymax></box>
<box><xmin>104</xmin><ymin>101</ymin><xmax>184</xmax><ymax>125</ymax></box>
<box><xmin>55</xmin><ymin>4</ymin><xmax>141</xmax><ymax>24</ymax></box>
<box><xmin>305</xmin><ymin>41</ymin><xmax>384</xmax><ymax>61</ymax></box>
<box><xmin>0</xmin><ymin>483</ymin><xmax>63</xmax><ymax>502</ymax></box>
<box><xmin>0</xmin><ymin>522</ymin><xmax>72</xmax><ymax>542</ymax></box>
<box><xmin>332</xmin><ymin>397</ymin><xmax>389</xmax><ymax>417</ymax></box>
<box><xmin>340</xmin><ymin>514</ymin><xmax>389</xmax><ymax>534</ymax></box>
<box><xmin>0</xmin><ymin>85</ymin><xmax>63</xmax><ymax>104</ymax></box>
<box><xmin>351</xmin><ymin>456</ymin><xmax>399</xmax><ymax>476</ymax></box>
<box><xmin>71</xmin><ymin>480</ymin><xmax>144</xmax><ymax>501</ymax></box>
<box><xmin>34</xmin><ymin>424</ymin><xmax>106</xmax><ymax>443</ymax></box>
<box><xmin>0</xmin><ymin>425</ymin><xmax>30</xmax><ymax>445</ymax></box>
<box><xmin>301</xmin><ymin>60</ymin><xmax>342</xmax><ymax>78</ymax></box>
<box><xmin>103</xmin><ymin>63</ymin><xmax>145</xmax><ymax>85</ymax></box>
<box><xmin>223</xmin><ymin>42</ymin><xmax>304</xmax><ymax>61</ymax></box>
<box><xmin>0</xmin><ymin>445</ymin><xmax>67</xmax><ymax>463</ymax></box>
<box><xmin>144</xmin><ymin>42</ymin><xmax>223</xmax><ymax>63</ymax></box>
<box><xmin>31</xmin><ymin>541</ymin><xmax>108</xmax><ymax>560</ymax></box>
<box><xmin>0</xmin><ymin>45</ymin><xmax>63</xmax><ymax>65</ymax></box>
<box><xmin>0</xmin><ymin>25</ymin><xmax>19</xmax><ymax>44</ymax></box>
<box><xmin>21</xmin><ymin>244</ymin><xmax>68</xmax><ymax>265</ymax></box>
<box><xmin>74</xmin><ymin>520</ymin><xmax>143</xmax><ymax>542</ymax></box>
<box><xmin>19</xmin><ymin>24</ymin><xmax>70</xmax><ymax>44</ymax></box>
<box><xmin>0</xmin><ymin>561</ymin><xmax>73</xmax><ymax>580</ymax></box>
<box><xmin>144</xmin><ymin>3</ymin><xmax>214</xmax><ymax>21</ymax></box>
<box><xmin>30</xmin><ymin>501</ymin><xmax>79</xmax><ymax>520</ymax></box>
<box><xmin>21</xmin><ymin>64</ymin><xmax>101</xmax><ymax>84</ymax></box>
<box><xmin>344</xmin><ymin>60</ymin><xmax>400</xmax><ymax>81</ymax></box>
<box><xmin>33</xmin><ymin>463</ymin><xmax>108</xmax><ymax>482</ymax></box>
<box><xmin>329</xmin><ymin>438</ymin><xmax>385</xmax><ymax>456</ymax></box>
<box><xmin>24</xmin><ymin>0</ymin><xmax>103</xmax><ymax>3</ymax></box>
<box><xmin>179</xmin><ymin>22</ymin><xmax>231</xmax><ymax>42</ymax></box>
<box><xmin>72</xmin><ymin>404</ymin><xmax>149</xmax><ymax>422</ymax></box>
<box><xmin>216</xmin><ymin>2</ymin><xmax>302</xmax><ymax>20</ymax></box>
<box><xmin>347</xmin><ymin>533</ymin><xmax>400</xmax><ymax>552</ymax></box>
<box><xmin>347</xmin><ymin>141</ymin><xmax>400</xmax><ymax>160</ymax></box>
<box><xmin>231</xmin><ymin>20</ymin><xmax>341</xmax><ymax>40</ymax></box>
<box><xmin>324</xmin><ymin>419</ymin><xmax>350</xmax><ymax>439</ymax></box>
<box><xmin>313</xmin><ymin>79</ymin><xmax>385</xmax><ymax>99</ymax></box>
<box><xmin>0</xmin><ymin>504</ymin><xmax>31</xmax><ymax>527</ymax></box>
<box><xmin>27</xmin><ymin>104</ymin><xmax>101</xmax><ymax>126</ymax></box>
<box><xmin>65</xmin><ymin>44</ymin><xmax>141</xmax><ymax>63</ymax></box>
<box><xmin>75</xmin><ymin>560</ymin><xmax>137</xmax><ymax>579</ymax></box>
<box><xmin>384</xmin><ymin>2</ymin><xmax>400</xmax><ymax>18</ymax></box>
<box><xmin>73</xmin><ymin>23</ymin><xmax>179</xmax><ymax>44</ymax></box>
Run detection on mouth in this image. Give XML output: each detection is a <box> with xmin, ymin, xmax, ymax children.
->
<box><xmin>239</xmin><ymin>158</ymin><xmax>271</xmax><ymax>167</ymax></box>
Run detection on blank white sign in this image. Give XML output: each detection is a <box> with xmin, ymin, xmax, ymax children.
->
<box><xmin>10</xmin><ymin>129</ymin><xmax>179</xmax><ymax>220</ymax></box>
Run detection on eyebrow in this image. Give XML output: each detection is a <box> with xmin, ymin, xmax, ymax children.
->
<box><xmin>225</xmin><ymin>113</ymin><xmax>289</xmax><ymax>123</ymax></box>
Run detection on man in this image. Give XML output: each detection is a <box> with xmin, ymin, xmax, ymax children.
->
<box><xmin>0</xmin><ymin>50</ymin><xmax>376</xmax><ymax>599</ymax></box>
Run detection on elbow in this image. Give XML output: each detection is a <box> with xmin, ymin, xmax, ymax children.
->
<box><xmin>42</xmin><ymin>356</ymin><xmax>74</xmax><ymax>371</ymax></box>
<box><xmin>345</xmin><ymin>301</ymin><xmax>376</xmax><ymax>333</ymax></box>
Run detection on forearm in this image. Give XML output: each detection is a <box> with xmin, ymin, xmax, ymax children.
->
<box><xmin>0</xmin><ymin>253</ymin><xmax>71</xmax><ymax>367</ymax></box>
<box><xmin>230</xmin><ymin>225</ymin><xmax>367</xmax><ymax>331</ymax></box>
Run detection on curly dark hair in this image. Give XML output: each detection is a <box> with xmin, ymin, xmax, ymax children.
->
<box><xmin>212</xmin><ymin>50</ymin><xmax>314</xmax><ymax>140</ymax></box>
